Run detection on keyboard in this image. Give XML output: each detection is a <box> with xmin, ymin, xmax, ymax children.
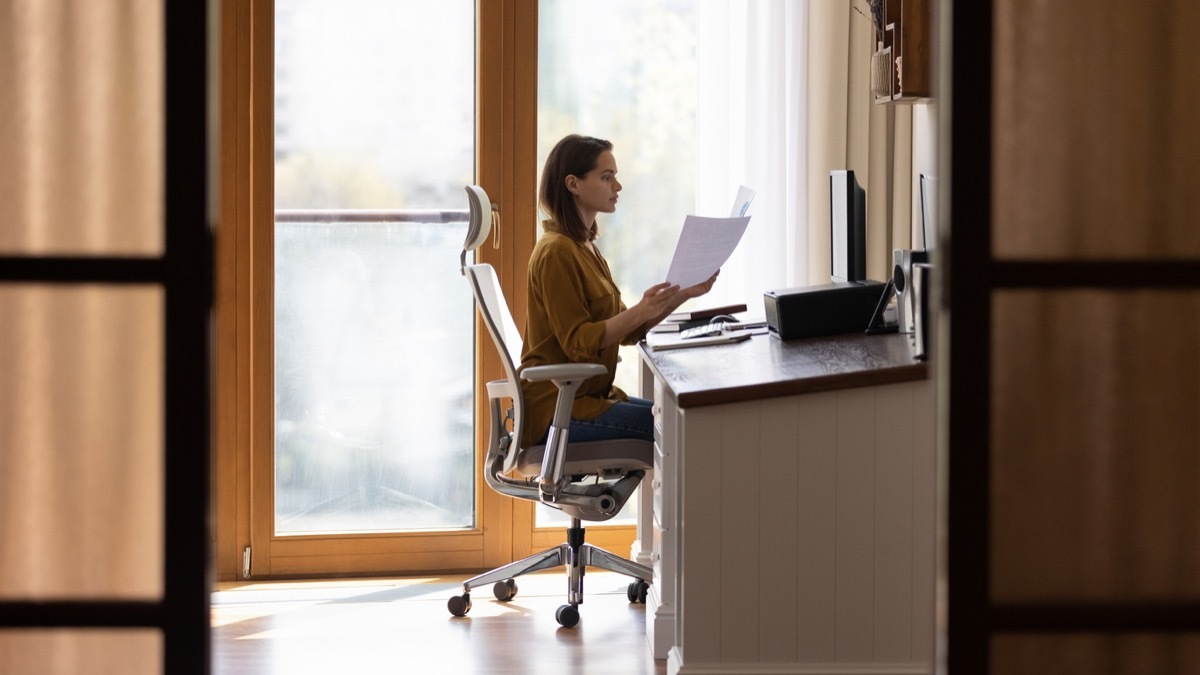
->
<box><xmin>680</xmin><ymin>322</ymin><xmax>731</xmax><ymax>340</ymax></box>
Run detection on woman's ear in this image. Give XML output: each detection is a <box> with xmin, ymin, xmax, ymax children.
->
<box><xmin>565</xmin><ymin>174</ymin><xmax>578</xmax><ymax>195</ymax></box>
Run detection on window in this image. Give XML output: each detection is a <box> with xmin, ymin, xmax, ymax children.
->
<box><xmin>272</xmin><ymin>0</ymin><xmax>476</xmax><ymax>534</ymax></box>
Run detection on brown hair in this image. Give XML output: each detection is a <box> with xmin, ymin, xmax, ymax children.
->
<box><xmin>538</xmin><ymin>134</ymin><xmax>613</xmax><ymax>242</ymax></box>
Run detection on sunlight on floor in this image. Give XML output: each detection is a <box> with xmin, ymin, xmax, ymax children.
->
<box><xmin>211</xmin><ymin>570</ymin><xmax>662</xmax><ymax>675</ymax></box>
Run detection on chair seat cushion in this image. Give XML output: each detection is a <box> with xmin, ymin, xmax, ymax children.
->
<box><xmin>515</xmin><ymin>438</ymin><xmax>653</xmax><ymax>478</ymax></box>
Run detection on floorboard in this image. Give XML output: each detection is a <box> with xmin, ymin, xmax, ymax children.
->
<box><xmin>212</xmin><ymin>570</ymin><xmax>666</xmax><ymax>674</ymax></box>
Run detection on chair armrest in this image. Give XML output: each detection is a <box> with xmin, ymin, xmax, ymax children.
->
<box><xmin>519</xmin><ymin>363</ymin><xmax>606</xmax><ymax>382</ymax></box>
<box><xmin>520</xmin><ymin>362</ymin><xmax>608</xmax><ymax>503</ymax></box>
<box><xmin>520</xmin><ymin>363</ymin><xmax>606</xmax><ymax>430</ymax></box>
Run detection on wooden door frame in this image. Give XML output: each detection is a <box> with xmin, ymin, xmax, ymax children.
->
<box><xmin>0</xmin><ymin>4</ymin><xmax>213</xmax><ymax>671</ymax></box>
<box><xmin>942</xmin><ymin>2</ymin><xmax>1200</xmax><ymax>671</ymax></box>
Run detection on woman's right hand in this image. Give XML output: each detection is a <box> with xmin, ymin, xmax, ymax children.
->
<box><xmin>637</xmin><ymin>282</ymin><xmax>681</xmax><ymax>321</ymax></box>
<box><xmin>601</xmin><ymin>282</ymin><xmax>680</xmax><ymax>347</ymax></box>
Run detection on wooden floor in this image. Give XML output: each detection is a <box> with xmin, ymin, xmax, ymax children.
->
<box><xmin>212</xmin><ymin>569</ymin><xmax>666</xmax><ymax>675</ymax></box>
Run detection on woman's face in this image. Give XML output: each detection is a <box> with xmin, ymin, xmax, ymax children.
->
<box><xmin>569</xmin><ymin>150</ymin><xmax>622</xmax><ymax>216</ymax></box>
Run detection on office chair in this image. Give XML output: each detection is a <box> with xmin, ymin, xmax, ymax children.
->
<box><xmin>449</xmin><ymin>185</ymin><xmax>653</xmax><ymax>628</ymax></box>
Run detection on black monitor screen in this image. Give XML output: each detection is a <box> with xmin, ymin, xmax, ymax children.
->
<box><xmin>830</xmin><ymin>169</ymin><xmax>866</xmax><ymax>282</ymax></box>
<box><xmin>919</xmin><ymin>173</ymin><xmax>936</xmax><ymax>252</ymax></box>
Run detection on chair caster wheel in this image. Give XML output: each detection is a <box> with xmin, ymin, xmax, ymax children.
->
<box><xmin>555</xmin><ymin>603</ymin><xmax>580</xmax><ymax>628</ymax></box>
<box><xmin>493</xmin><ymin>579</ymin><xmax>518</xmax><ymax>602</ymax></box>
<box><xmin>447</xmin><ymin>593</ymin><xmax>472</xmax><ymax>617</ymax></box>
<box><xmin>627</xmin><ymin>579</ymin><xmax>649</xmax><ymax>604</ymax></box>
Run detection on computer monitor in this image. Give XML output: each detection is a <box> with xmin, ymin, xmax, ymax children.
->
<box><xmin>830</xmin><ymin>169</ymin><xmax>866</xmax><ymax>282</ymax></box>
<box><xmin>919</xmin><ymin>173</ymin><xmax>936</xmax><ymax>252</ymax></box>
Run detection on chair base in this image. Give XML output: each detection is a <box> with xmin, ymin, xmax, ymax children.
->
<box><xmin>447</xmin><ymin>518</ymin><xmax>652</xmax><ymax>626</ymax></box>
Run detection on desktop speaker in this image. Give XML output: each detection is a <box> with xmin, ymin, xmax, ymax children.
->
<box><xmin>892</xmin><ymin>249</ymin><xmax>928</xmax><ymax>333</ymax></box>
<box><xmin>764</xmin><ymin>281</ymin><xmax>885</xmax><ymax>340</ymax></box>
<box><xmin>912</xmin><ymin>263</ymin><xmax>933</xmax><ymax>360</ymax></box>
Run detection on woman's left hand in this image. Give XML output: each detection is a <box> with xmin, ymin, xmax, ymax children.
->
<box><xmin>683</xmin><ymin>270</ymin><xmax>720</xmax><ymax>299</ymax></box>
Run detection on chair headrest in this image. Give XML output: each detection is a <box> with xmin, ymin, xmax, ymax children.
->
<box><xmin>463</xmin><ymin>185</ymin><xmax>492</xmax><ymax>254</ymax></box>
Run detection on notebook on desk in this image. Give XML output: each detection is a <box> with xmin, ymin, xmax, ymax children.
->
<box><xmin>664</xmin><ymin>302</ymin><xmax>748</xmax><ymax>323</ymax></box>
<box><xmin>647</xmin><ymin>331</ymin><xmax>752</xmax><ymax>352</ymax></box>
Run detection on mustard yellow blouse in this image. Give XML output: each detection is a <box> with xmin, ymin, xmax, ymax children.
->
<box><xmin>519</xmin><ymin>219</ymin><xmax>649</xmax><ymax>447</ymax></box>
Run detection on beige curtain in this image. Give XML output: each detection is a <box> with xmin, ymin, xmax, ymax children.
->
<box><xmin>805</xmin><ymin>0</ymin><xmax>913</xmax><ymax>285</ymax></box>
<box><xmin>0</xmin><ymin>2</ymin><xmax>164</xmax><ymax>673</ymax></box>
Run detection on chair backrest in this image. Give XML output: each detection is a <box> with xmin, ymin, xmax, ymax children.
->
<box><xmin>462</xmin><ymin>185</ymin><xmax>527</xmax><ymax>474</ymax></box>
<box><xmin>465</xmin><ymin>263</ymin><xmax>523</xmax><ymax>381</ymax></box>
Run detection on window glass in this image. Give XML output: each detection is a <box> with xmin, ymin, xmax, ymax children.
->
<box><xmin>274</xmin><ymin>0</ymin><xmax>476</xmax><ymax>534</ymax></box>
<box><xmin>275</xmin><ymin>0</ymin><xmax>473</xmax><ymax>210</ymax></box>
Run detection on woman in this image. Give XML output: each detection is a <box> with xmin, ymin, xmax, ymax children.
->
<box><xmin>520</xmin><ymin>134</ymin><xmax>718</xmax><ymax>447</ymax></box>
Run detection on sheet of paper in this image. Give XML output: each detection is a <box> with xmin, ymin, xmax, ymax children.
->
<box><xmin>664</xmin><ymin>214</ymin><xmax>752</xmax><ymax>289</ymax></box>
<box><xmin>730</xmin><ymin>185</ymin><xmax>756</xmax><ymax>217</ymax></box>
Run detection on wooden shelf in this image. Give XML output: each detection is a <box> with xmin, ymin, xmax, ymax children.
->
<box><xmin>872</xmin><ymin>0</ymin><xmax>931</xmax><ymax>103</ymax></box>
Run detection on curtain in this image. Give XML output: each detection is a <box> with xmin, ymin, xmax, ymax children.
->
<box><xmin>697</xmin><ymin>0</ymin><xmax>913</xmax><ymax>305</ymax></box>
<box><xmin>696</xmin><ymin>0</ymin><xmax>807</xmax><ymax>307</ymax></box>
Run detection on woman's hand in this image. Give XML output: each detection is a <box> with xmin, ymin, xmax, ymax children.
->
<box><xmin>682</xmin><ymin>270</ymin><xmax>720</xmax><ymax>299</ymax></box>
<box><xmin>636</xmin><ymin>281</ymin><xmax>682</xmax><ymax>321</ymax></box>
<box><xmin>639</xmin><ymin>272</ymin><xmax>720</xmax><ymax>333</ymax></box>
<box><xmin>602</xmin><ymin>281</ymin><xmax>680</xmax><ymax>347</ymax></box>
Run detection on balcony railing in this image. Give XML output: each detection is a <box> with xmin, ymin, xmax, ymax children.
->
<box><xmin>275</xmin><ymin>209</ymin><xmax>469</xmax><ymax>223</ymax></box>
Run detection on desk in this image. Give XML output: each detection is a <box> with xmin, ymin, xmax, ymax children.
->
<box><xmin>634</xmin><ymin>331</ymin><xmax>935</xmax><ymax>675</ymax></box>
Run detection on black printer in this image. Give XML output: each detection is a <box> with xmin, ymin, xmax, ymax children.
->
<box><xmin>763</xmin><ymin>280</ymin><xmax>884</xmax><ymax>340</ymax></box>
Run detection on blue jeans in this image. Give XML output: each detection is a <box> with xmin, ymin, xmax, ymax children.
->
<box><xmin>538</xmin><ymin>396</ymin><xmax>655</xmax><ymax>444</ymax></box>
